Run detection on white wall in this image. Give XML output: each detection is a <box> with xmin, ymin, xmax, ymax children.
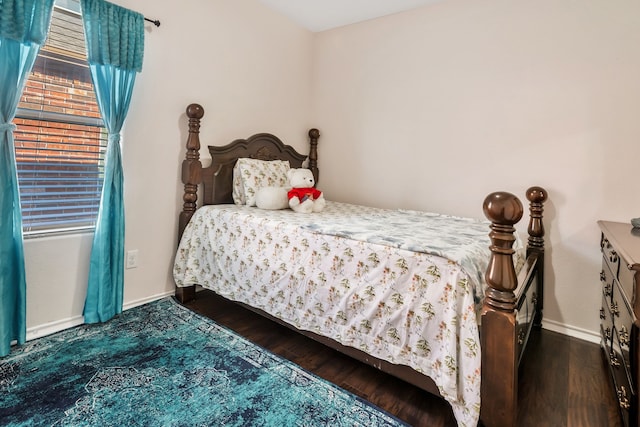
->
<box><xmin>23</xmin><ymin>0</ymin><xmax>314</xmax><ymax>334</ymax></box>
<box><xmin>24</xmin><ymin>0</ymin><xmax>640</xmax><ymax>343</ymax></box>
<box><xmin>311</xmin><ymin>0</ymin><xmax>640</xmax><ymax>340</ymax></box>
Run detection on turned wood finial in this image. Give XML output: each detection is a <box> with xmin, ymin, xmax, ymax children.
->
<box><xmin>526</xmin><ymin>186</ymin><xmax>547</xmax><ymax>253</ymax></box>
<box><xmin>185</xmin><ymin>103</ymin><xmax>204</xmax><ymax>156</ymax></box>
<box><xmin>179</xmin><ymin>104</ymin><xmax>205</xmax><ymax>241</ymax></box>
<box><xmin>308</xmin><ymin>128</ymin><xmax>320</xmax><ymax>185</ymax></box>
<box><xmin>484</xmin><ymin>192</ymin><xmax>524</xmax><ymax>226</ymax></box>
<box><xmin>483</xmin><ymin>191</ymin><xmax>524</xmax><ymax>311</ymax></box>
<box><xmin>186</xmin><ymin>103</ymin><xmax>204</xmax><ymax>120</ymax></box>
<box><xmin>308</xmin><ymin>128</ymin><xmax>320</xmax><ymax>139</ymax></box>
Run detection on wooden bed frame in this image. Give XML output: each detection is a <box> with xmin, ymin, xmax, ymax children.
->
<box><xmin>176</xmin><ymin>103</ymin><xmax>548</xmax><ymax>427</ymax></box>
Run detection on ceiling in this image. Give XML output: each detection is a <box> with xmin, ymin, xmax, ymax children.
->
<box><xmin>257</xmin><ymin>0</ymin><xmax>443</xmax><ymax>32</ymax></box>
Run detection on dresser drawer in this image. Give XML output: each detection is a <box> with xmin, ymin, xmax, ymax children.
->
<box><xmin>618</xmin><ymin>384</ymin><xmax>633</xmax><ymax>427</ymax></box>
<box><xmin>612</xmin><ymin>330</ymin><xmax>634</xmax><ymax>427</ymax></box>
<box><xmin>609</xmin><ymin>286</ymin><xmax>629</xmax><ymax>328</ymax></box>
<box><xmin>602</xmin><ymin>259</ymin><xmax>616</xmax><ymax>302</ymax></box>
<box><xmin>602</xmin><ymin>234</ymin><xmax>622</xmax><ymax>278</ymax></box>
<box><xmin>619</xmin><ymin>264</ymin><xmax>637</xmax><ymax>309</ymax></box>
<box><xmin>602</xmin><ymin>326</ymin><xmax>614</xmax><ymax>360</ymax></box>
<box><xmin>601</xmin><ymin>292</ymin><xmax>613</xmax><ymax>351</ymax></box>
<box><xmin>612</xmin><ymin>327</ymin><xmax>634</xmax><ymax>392</ymax></box>
<box><xmin>612</xmin><ymin>280</ymin><xmax>635</xmax><ymax>344</ymax></box>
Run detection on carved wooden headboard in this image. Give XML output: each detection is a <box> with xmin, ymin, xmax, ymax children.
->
<box><xmin>179</xmin><ymin>103</ymin><xmax>319</xmax><ymax>237</ymax></box>
<box><xmin>202</xmin><ymin>133</ymin><xmax>309</xmax><ymax>206</ymax></box>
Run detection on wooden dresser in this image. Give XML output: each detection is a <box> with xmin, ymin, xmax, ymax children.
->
<box><xmin>599</xmin><ymin>220</ymin><xmax>640</xmax><ymax>427</ymax></box>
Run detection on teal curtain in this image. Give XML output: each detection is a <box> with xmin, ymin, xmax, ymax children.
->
<box><xmin>0</xmin><ymin>0</ymin><xmax>55</xmax><ymax>357</ymax></box>
<box><xmin>81</xmin><ymin>0</ymin><xmax>144</xmax><ymax>323</ymax></box>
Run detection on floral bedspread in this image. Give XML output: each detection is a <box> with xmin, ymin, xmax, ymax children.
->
<box><xmin>173</xmin><ymin>201</ymin><xmax>523</xmax><ymax>427</ymax></box>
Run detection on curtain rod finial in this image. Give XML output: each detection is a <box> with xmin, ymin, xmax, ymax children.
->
<box><xmin>144</xmin><ymin>17</ymin><xmax>160</xmax><ymax>27</ymax></box>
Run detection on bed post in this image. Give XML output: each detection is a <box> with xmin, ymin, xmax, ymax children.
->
<box><xmin>308</xmin><ymin>128</ymin><xmax>320</xmax><ymax>184</ymax></box>
<box><xmin>526</xmin><ymin>186</ymin><xmax>547</xmax><ymax>328</ymax></box>
<box><xmin>480</xmin><ymin>191</ymin><xmax>524</xmax><ymax>427</ymax></box>
<box><xmin>176</xmin><ymin>103</ymin><xmax>204</xmax><ymax>303</ymax></box>
<box><xmin>179</xmin><ymin>103</ymin><xmax>204</xmax><ymax>238</ymax></box>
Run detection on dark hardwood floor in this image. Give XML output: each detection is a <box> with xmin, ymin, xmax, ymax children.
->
<box><xmin>182</xmin><ymin>290</ymin><xmax>622</xmax><ymax>427</ymax></box>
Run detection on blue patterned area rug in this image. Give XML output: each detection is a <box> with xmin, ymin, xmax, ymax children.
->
<box><xmin>1</xmin><ymin>297</ymin><xmax>408</xmax><ymax>426</ymax></box>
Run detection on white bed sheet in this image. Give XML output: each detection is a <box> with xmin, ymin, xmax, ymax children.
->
<box><xmin>173</xmin><ymin>201</ymin><xmax>524</xmax><ymax>427</ymax></box>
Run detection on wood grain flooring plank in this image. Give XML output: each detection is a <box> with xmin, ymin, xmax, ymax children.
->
<box><xmin>568</xmin><ymin>337</ymin><xmax>621</xmax><ymax>427</ymax></box>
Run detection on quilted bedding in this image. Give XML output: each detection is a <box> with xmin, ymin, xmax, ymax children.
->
<box><xmin>173</xmin><ymin>201</ymin><xmax>524</xmax><ymax>427</ymax></box>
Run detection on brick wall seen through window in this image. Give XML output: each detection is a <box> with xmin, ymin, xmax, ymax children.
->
<box><xmin>13</xmin><ymin>0</ymin><xmax>107</xmax><ymax>236</ymax></box>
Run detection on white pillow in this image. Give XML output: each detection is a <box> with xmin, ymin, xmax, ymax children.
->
<box><xmin>232</xmin><ymin>163</ymin><xmax>246</xmax><ymax>205</ymax></box>
<box><xmin>232</xmin><ymin>158</ymin><xmax>290</xmax><ymax>206</ymax></box>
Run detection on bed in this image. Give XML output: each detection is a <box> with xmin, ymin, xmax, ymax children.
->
<box><xmin>173</xmin><ymin>103</ymin><xmax>548</xmax><ymax>427</ymax></box>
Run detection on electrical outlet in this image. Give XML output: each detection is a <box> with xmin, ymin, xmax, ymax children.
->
<box><xmin>126</xmin><ymin>250</ymin><xmax>139</xmax><ymax>269</ymax></box>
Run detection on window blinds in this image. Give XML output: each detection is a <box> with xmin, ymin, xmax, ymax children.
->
<box><xmin>13</xmin><ymin>2</ymin><xmax>107</xmax><ymax>236</ymax></box>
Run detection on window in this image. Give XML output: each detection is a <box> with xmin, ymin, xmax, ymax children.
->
<box><xmin>13</xmin><ymin>0</ymin><xmax>107</xmax><ymax>237</ymax></box>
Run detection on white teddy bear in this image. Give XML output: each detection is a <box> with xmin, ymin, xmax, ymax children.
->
<box><xmin>286</xmin><ymin>168</ymin><xmax>325</xmax><ymax>213</ymax></box>
<box><xmin>255</xmin><ymin>168</ymin><xmax>325</xmax><ymax>213</ymax></box>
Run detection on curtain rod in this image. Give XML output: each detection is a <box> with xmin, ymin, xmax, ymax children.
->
<box><xmin>144</xmin><ymin>17</ymin><xmax>160</xmax><ymax>27</ymax></box>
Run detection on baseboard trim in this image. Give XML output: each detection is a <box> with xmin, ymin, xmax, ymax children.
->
<box><xmin>26</xmin><ymin>315</ymin><xmax>85</xmax><ymax>342</ymax></box>
<box><xmin>25</xmin><ymin>291</ymin><xmax>175</xmax><ymax>342</ymax></box>
<box><xmin>542</xmin><ymin>319</ymin><xmax>600</xmax><ymax>345</ymax></box>
<box><xmin>23</xmin><ymin>297</ymin><xmax>601</xmax><ymax>349</ymax></box>
<box><xmin>122</xmin><ymin>291</ymin><xmax>176</xmax><ymax>311</ymax></box>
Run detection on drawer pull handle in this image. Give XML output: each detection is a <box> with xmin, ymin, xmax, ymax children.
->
<box><xmin>610</xmin><ymin>351</ymin><xmax>621</xmax><ymax>368</ymax></box>
<box><xmin>610</xmin><ymin>302</ymin><xmax>619</xmax><ymax>317</ymax></box>
<box><xmin>604</xmin><ymin>327</ymin><xmax>612</xmax><ymax>341</ymax></box>
<box><xmin>609</xmin><ymin>250</ymin><xmax>618</xmax><ymax>263</ymax></box>
<box><xmin>600</xmin><ymin>308</ymin><xmax>606</xmax><ymax>320</ymax></box>
<box><xmin>517</xmin><ymin>329</ymin><xmax>526</xmax><ymax>345</ymax></box>
<box><xmin>618</xmin><ymin>386</ymin><xmax>631</xmax><ymax>410</ymax></box>
<box><xmin>600</xmin><ymin>270</ymin><xmax>606</xmax><ymax>282</ymax></box>
<box><xmin>604</xmin><ymin>283</ymin><xmax>612</xmax><ymax>297</ymax></box>
<box><xmin>620</xmin><ymin>326</ymin><xmax>630</xmax><ymax>347</ymax></box>
<box><xmin>531</xmin><ymin>292</ymin><xmax>538</xmax><ymax>306</ymax></box>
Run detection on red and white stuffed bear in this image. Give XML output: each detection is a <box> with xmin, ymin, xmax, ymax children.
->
<box><xmin>255</xmin><ymin>168</ymin><xmax>325</xmax><ymax>213</ymax></box>
<box><xmin>287</xmin><ymin>168</ymin><xmax>325</xmax><ymax>213</ymax></box>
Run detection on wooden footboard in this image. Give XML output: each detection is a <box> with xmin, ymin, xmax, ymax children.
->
<box><xmin>481</xmin><ymin>187</ymin><xmax>547</xmax><ymax>427</ymax></box>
